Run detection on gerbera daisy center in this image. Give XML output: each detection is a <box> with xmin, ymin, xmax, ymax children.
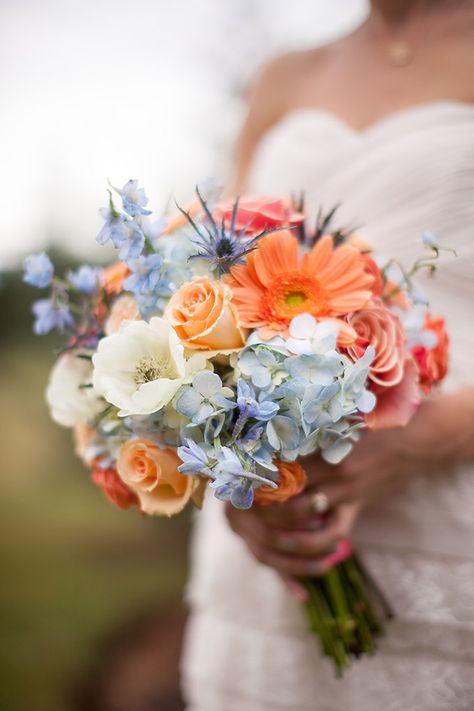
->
<box><xmin>263</xmin><ymin>272</ymin><xmax>330</xmax><ymax>325</ymax></box>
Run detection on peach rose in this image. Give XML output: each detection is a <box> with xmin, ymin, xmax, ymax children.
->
<box><xmin>117</xmin><ymin>439</ymin><xmax>195</xmax><ymax>516</ymax></box>
<box><xmin>412</xmin><ymin>314</ymin><xmax>449</xmax><ymax>394</ymax></box>
<box><xmin>100</xmin><ymin>261</ymin><xmax>130</xmax><ymax>295</ymax></box>
<box><xmin>165</xmin><ymin>277</ymin><xmax>246</xmax><ymax>351</ymax></box>
<box><xmin>105</xmin><ymin>294</ymin><xmax>140</xmax><ymax>335</ymax></box>
<box><xmin>91</xmin><ymin>466</ymin><xmax>139</xmax><ymax>510</ymax></box>
<box><xmin>346</xmin><ymin>300</ymin><xmax>405</xmax><ymax>388</ymax></box>
<box><xmin>254</xmin><ymin>460</ymin><xmax>307</xmax><ymax>506</ymax></box>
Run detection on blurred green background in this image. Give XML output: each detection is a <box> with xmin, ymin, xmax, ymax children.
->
<box><xmin>0</xmin><ymin>258</ymin><xmax>190</xmax><ymax>711</ymax></box>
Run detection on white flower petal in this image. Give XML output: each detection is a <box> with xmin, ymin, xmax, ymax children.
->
<box><xmin>289</xmin><ymin>313</ymin><xmax>318</xmax><ymax>339</ymax></box>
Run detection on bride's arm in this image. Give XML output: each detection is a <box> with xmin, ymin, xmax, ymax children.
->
<box><xmin>226</xmin><ymin>388</ymin><xmax>474</xmax><ymax>579</ymax></box>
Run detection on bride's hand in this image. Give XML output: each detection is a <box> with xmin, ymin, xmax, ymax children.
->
<box><xmin>226</xmin><ymin>394</ymin><xmax>474</xmax><ymax>580</ymax></box>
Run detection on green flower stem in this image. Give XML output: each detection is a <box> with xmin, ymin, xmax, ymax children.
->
<box><xmin>302</xmin><ymin>554</ymin><xmax>389</xmax><ymax>673</ymax></box>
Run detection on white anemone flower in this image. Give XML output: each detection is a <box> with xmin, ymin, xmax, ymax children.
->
<box><xmin>93</xmin><ymin>317</ymin><xmax>193</xmax><ymax>417</ymax></box>
<box><xmin>46</xmin><ymin>352</ymin><xmax>105</xmax><ymax>427</ymax></box>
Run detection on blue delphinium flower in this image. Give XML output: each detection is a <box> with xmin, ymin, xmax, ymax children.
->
<box><xmin>118</xmin><ymin>221</ymin><xmax>145</xmax><ymax>261</ymax></box>
<box><xmin>23</xmin><ymin>252</ymin><xmax>54</xmax><ymax>288</ymax></box>
<box><xmin>177</xmin><ymin>439</ymin><xmax>212</xmax><ymax>476</ymax></box>
<box><xmin>124</xmin><ymin>254</ymin><xmax>165</xmax><ymax>293</ymax></box>
<box><xmin>236</xmin><ymin>379</ymin><xmax>279</xmax><ymax>421</ymax></box>
<box><xmin>96</xmin><ymin>197</ymin><xmax>145</xmax><ymax>260</ymax></box>
<box><xmin>96</xmin><ymin>204</ymin><xmax>128</xmax><ymax>249</ymax></box>
<box><xmin>176</xmin><ymin>372</ymin><xmax>236</xmax><ymax>425</ymax></box>
<box><xmin>67</xmin><ymin>265</ymin><xmax>100</xmax><ymax>294</ymax></box>
<box><xmin>32</xmin><ymin>298</ymin><xmax>74</xmax><ymax>335</ymax></box>
<box><xmin>209</xmin><ymin>447</ymin><xmax>276</xmax><ymax>510</ymax></box>
<box><xmin>120</xmin><ymin>179</ymin><xmax>152</xmax><ymax>217</ymax></box>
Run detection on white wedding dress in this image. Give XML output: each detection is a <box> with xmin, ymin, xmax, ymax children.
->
<box><xmin>181</xmin><ymin>102</ymin><xmax>474</xmax><ymax>711</ymax></box>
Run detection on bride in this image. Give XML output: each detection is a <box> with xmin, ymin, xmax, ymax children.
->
<box><xmin>181</xmin><ymin>1</ymin><xmax>474</xmax><ymax>709</ymax></box>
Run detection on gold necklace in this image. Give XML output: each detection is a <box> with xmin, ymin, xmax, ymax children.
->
<box><xmin>386</xmin><ymin>39</ymin><xmax>415</xmax><ymax>67</ymax></box>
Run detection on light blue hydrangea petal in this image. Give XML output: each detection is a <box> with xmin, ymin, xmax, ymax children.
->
<box><xmin>193</xmin><ymin>371</ymin><xmax>222</xmax><ymax>398</ymax></box>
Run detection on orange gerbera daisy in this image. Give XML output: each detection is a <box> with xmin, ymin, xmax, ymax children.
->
<box><xmin>227</xmin><ymin>231</ymin><xmax>374</xmax><ymax>345</ymax></box>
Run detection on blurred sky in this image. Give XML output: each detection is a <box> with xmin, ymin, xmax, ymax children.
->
<box><xmin>0</xmin><ymin>0</ymin><xmax>367</xmax><ymax>268</ymax></box>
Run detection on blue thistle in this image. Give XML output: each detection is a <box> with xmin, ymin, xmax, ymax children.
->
<box><xmin>178</xmin><ymin>188</ymin><xmax>286</xmax><ymax>277</ymax></box>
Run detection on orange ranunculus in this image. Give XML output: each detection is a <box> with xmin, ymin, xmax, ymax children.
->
<box><xmin>227</xmin><ymin>231</ymin><xmax>373</xmax><ymax>344</ymax></box>
<box><xmin>165</xmin><ymin>277</ymin><xmax>246</xmax><ymax>351</ymax></box>
<box><xmin>345</xmin><ymin>299</ymin><xmax>406</xmax><ymax>389</ymax></box>
<box><xmin>117</xmin><ymin>439</ymin><xmax>195</xmax><ymax>516</ymax></box>
<box><xmin>105</xmin><ymin>294</ymin><xmax>140</xmax><ymax>335</ymax></box>
<box><xmin>213</xmin><ymin>197</ymin><xmax>304</xmax><ymax>237</ymax></box>
<box><xmin>254</xmin><ymin>460</ymin><xmax>307</xmax><ymax>506</ymax></box>
<box><xmin>91</xmin><ymin>466</ymin><xmax>139</xmax><ymax>510</ymax></box>
<box><xmin>100</xmin><ymin>261</ymin><xmax>130</xmax><ymax>295</ymax></box>
<box><xmin>412</xmin><ymin>314</ymin><xmax>449</xmax><ymax>394</ymax></box>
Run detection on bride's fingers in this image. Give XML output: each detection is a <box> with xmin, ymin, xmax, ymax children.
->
<box><xmin>256</xmin><ymin>483</ymin><xmax>355</xmax><ymax>527</ymax></box>
<box><xmin>246</xmin><ymin>538</ymin><xmax>330</xmax><ymax>578</ymax></box>
<box><xmin>270</xmin><ymin>504</ymin><xmax>359</xmax><ymax>559</ymax></box>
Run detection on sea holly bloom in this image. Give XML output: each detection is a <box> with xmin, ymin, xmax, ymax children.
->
<box><xmin>227</xmin><ymin>231</ymin><xmax>373</xmax><ymax>343</ymax></box>
<box><xmin>32</xmin><ymin>298</ymin><xmax>74</xmax><ymax>335</ymax></box>
<box><xmin>23</xmin><ymin>252</ymin><xmax>54</xmax><ymax>288</ymax></box>
<box><xmin>176</xmin><ymin>371</ymin><xmax>236</xmax><ymax>424</ymax></box>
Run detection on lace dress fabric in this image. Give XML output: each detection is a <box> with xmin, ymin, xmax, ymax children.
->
<box><xmin>181</xmin><ymin>102</ymin><xmax>474</xmax><ymax>711</ymax></box>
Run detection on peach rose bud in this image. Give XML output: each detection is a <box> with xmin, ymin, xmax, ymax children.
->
<box><xmin>117</xmin><ymin>439</ymin><xmax>195</xmax><ymax>516</ymax></box>
<box><xmin>165</xmin><ymin>277</ymin><xmax>246</xmax><ymax>351</ymax></box>
<box><xmin>100</xmin><ymin>261</ymin><xmax>131</xmax><ymax>295</ymax></box>
<box><xmin>254</xmin><ymin>460</ymin><xmax>307</xmax><ymax>506</ymax></box>
<box><xmin>105</xmin><ymin>294</ymin><xmax>140</xmax><ymax>335</ymax></box>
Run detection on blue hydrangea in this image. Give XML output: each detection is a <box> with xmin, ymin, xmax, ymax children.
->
<box><xmin>176</xmin><ymin>372</ymin><xmax>236</xmax><ymax>425</ymax></box>
<box><xmin>32</xmin><ymin>298</ymin><xmax>74</xmax><ymax>335</ymax></box>
<box><xmin>23</xmin><ymin>252</ymin><xmax>54</xmax><ymax>288</ymax></box>
<box><xmin>67</xmin><ymin>265</ymin><xmax>100</xmax><ymax>294</ymax></box>
<box><xmin>238</xmin><ymin>344</ymin><xmax>288</xmax><ymax>391</ymax></box>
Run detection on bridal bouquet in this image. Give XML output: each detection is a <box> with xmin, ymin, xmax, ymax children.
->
<box><xmin>24</xmin><ymin>180</ymin><xmax>450</xmax><ymax>672</ymax></box>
